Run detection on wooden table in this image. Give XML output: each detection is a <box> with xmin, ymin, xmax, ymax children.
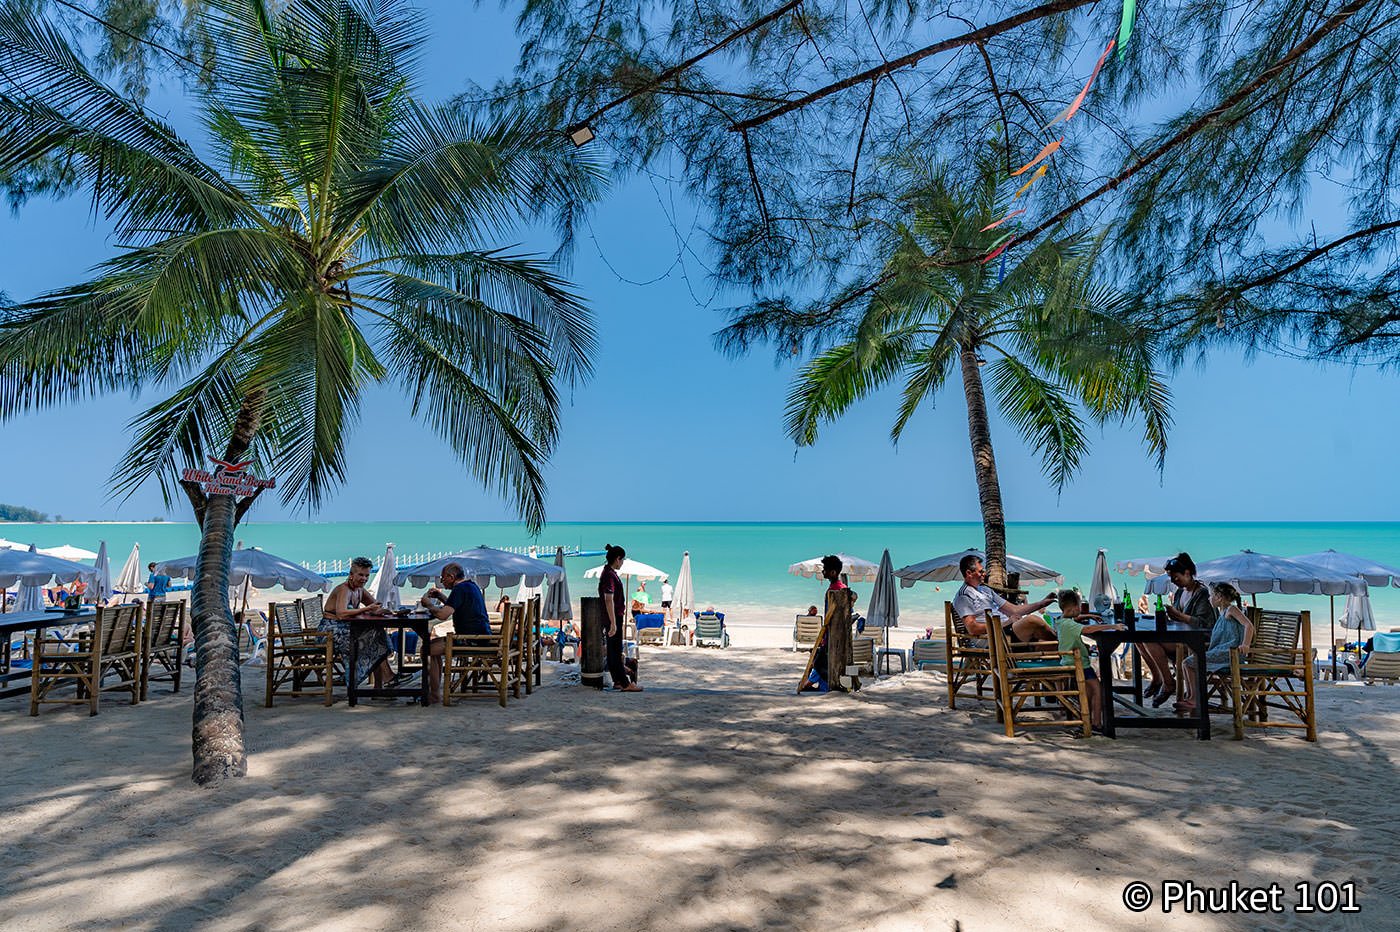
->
<box><xmin>1</xmin><ymin>609</ymin><xmax>96</xmax><ymax>700</ymax></box>
<box><xmin>347</xmin><ymin>614</ymin><xmax>433</xmax><ymax>707</ymax></box>
<box><xmin>1086</xmin><ymin>618</ymin><xmax>1212</xmax><ymax>740</ymax></box>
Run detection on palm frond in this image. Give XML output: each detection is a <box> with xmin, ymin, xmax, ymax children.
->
<box><xmin>986</xmin><ymin>354</ymin><xmax>1087</xmax><ymax>491</ymax></box>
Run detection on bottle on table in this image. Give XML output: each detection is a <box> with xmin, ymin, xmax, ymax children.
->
<box><xmin>1154</xmin><ymin>593</ymin><xmax>1169</xmax><ymax>632</ymax></box>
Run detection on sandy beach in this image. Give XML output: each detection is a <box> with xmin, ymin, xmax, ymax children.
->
<box><xmin>2</xmin><ymin>638</ymin><xmax>1397</xmax><ymax>931</ymax></box>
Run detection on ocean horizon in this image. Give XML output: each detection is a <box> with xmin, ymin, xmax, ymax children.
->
<box><xmin>6</xmin><ymin>519</ymin><xmax>1399</xmax><ymax>628</ymax></box>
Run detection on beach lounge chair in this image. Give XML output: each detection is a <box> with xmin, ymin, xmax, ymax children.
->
<box><xmin>943</xmin><ymin>601</ymin><xmax>993</xmax><ymax>708</ymax></box>
<box><xmin>793</xmin><ymin>615</ymin><xmax>822</xmax><ymax>652</ymax></box>
<box><xmin>1364</xmin><ymin>632</ymin><xmax>1400</xmax><ymax>684</ymax></box>
<box><xmin>444</xmin><ymin>602</ymin><xmax>520</xmax><ymax>708</ymax></box>
<box><xmin>1226</xmin><ymin>608</ymin><xmax>1316</xmax><ymax>742</ymax></box>
<box><xmin>635</xmin><ymin>612</ymin><xmax>665</xmax><ymax>646</ymax></box>
<box><xmin>987</xmin><ymin>609</ymin><xmax>1090</xmax><ymax>738</ymax></box>
<box><xmin>140</xmin><ymin>600</ymin><xmax>186</xmax><ymax>700</ymax></box>
<box><xmin>694</xmin><ymin>611</ymin><xmax>729</xmax><ymax>648</ymax></box>
<box><xmin>910</xmin><ymin>638</ymin><xmax>947</xmax><ymax>672</ymax></box>
<box><xmin>264</xmin><ymin>601</ymin><xmax>336</xmax><ymax>707</ymax></box>
<box><xmin>29</xmin><ymin>604</ymin><xmax>142</xmax><ymax>716</ymax></box>
<box><xmin>852</xmin><ymin>635</ymin><xmax>875</xmax><ymax>676</ymax></box>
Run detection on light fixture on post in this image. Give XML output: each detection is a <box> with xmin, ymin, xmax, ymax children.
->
<box><xmin>566</xmin><ymin>123</ymin><xmax>595</xmax><ymax>147</ymax></box>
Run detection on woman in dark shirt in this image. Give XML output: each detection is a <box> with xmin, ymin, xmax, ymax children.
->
<box><xmin>599</xmin><ymin>544</ymin><xmax>642</xmax><ymax>692</ymax></box>
<box><xmin>1141</xmin><ymin>552</ymin><xmax>1215</xmax><ymax>705</ymax></box>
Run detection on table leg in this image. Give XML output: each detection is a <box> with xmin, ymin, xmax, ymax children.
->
<box><xmin>1193</xmin><ymin>641</ymin><xmax>1210</xmax><ymax>740</ymax></box>
<box><xmin>418</xmin><ymin>622</ymin><xmax>430</xmax><ymax>707</ymax></box>
<box><xmin>1131</xmin><ymin>644</ymin><xmax>1144</xmax><ymax>705</ymax></box>
<box><xmin>1100</xmin><ymin>640</ymin><xmax>1116</xmax><ymax>738</ymax></box>
<box><xmin>347</xmin><ymin>623</ymin><xmax>360</xmax><ymax>707</ymax></box>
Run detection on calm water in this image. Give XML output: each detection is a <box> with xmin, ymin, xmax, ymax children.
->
<box><xmin>6</xmin><ymin>521</ymin><xmax>1399</xmax><ymax>628</ymax></box>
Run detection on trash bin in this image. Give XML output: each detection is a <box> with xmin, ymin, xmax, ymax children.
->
<box><xmin>580</xmin><ymin>596</ymin><xmax>606</xmax><ymax>689</ymax></box>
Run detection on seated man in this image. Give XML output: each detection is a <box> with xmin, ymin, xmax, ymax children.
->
<box><xmin>420</xmin><ymin>562</ymin><xmax>490</xmax><ymax>704</ymax></box>
<box><xmin>953</xmin><ymin>554</ymin><xmax>1056</xmax><ymax>645</ymax></box>
<box><xmin>631</xmin><ymin>580</ymin><xmax>651</xmax><ymax>619</ymax></box>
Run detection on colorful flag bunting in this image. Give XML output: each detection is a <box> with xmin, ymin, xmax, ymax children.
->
<box><xmin>1046</xmin><ymin>40</ymin><xmax>1115</xmax><ymax>128</ymax></box>
<box><xmin>979</xmin><ymin>209</ymin><xmax>1026</xmax><ymax>232</ymax></box>
<box><xmin>1011</xmin><ymin>137</ymin><xmax>1064</xmax><ymax>176</ymax></box>
<box><xmin>1117</xmin><ymin>0</ymin><xmax>1137</xmax><ymax>60</ymax></box>
<box><xmin>1012</xmin><ymin>164</ymin><xmax>1048</xmax><ymax>199</ymax></box>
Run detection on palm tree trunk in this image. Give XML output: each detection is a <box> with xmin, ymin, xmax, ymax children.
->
<box><xmin>190</xmin><ymin>390</ymin><xmax>265</xmax><ymax>786</ymax></box>
<box><xmin>958</xmin><ymin>346</ymin><xmax>1008</xmax><ymax>588</ymax></box>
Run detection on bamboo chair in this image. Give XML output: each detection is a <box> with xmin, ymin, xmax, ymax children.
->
<box><xmin>1228</xmin><ymin>608</ymin><xmax>1316</xmax><ymax>741</ymax></box>
<box><xmin>943</xmin><ymin>601</ymin><xmax>993</xmax><ymax>708</ymax></box>
<box><xmin>526</xmin><ymin>595</ymin><xmax>543</xmax><ymax>692</ymax></box>
<box><xmin>140</xmin><ymin>600</ymin><xmax>186</xmax><ymax>700</ymax></box>
<box><xmin>298</xmin><ymin>593</ymin><xmax>325</xmax><ymax>629</ymax></box>
<box><xmin>29</xmin><ymin>604</ymin><xmax>142</xmax><ymax>716</ymax></box>
<box><xmin>264</xmin><ymin>601</ymin><xmax>335</xmax><ymax>706</ymax></box>
<box><xmin>445</xmin><ymin>603</ymin><xmax>521</xmax><ymax>707</ymax></box>
<box><xmin>987</xmin><ymin>610</ymin><xmax>1090</xmax><ymax>738</ymax></box>
<box><xmin>793</xmin><ymin>615</ymin><xmax>822</xmax><ymax>652</ymax></box>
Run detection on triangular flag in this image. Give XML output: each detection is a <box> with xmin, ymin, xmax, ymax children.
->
<box><xmin>1046</xmin><ymin>40</ymin><xmax>1115</xmax><ymax>128</ymax></box>
<box><xmin>1012</xmin><ymin>164</ymin><xmax>1048</xmax><ymax>199</ymax></box>
<box><xmin>1011</xmin><ymin>137</ymin><xmax>1064</xmax><ymax>176</ymax></box>
<box><xmin>982</xmin><ymin>238</ymin><xmax>1013</xmax><ymax>264</ymax></box>
<box><xmin>979</xmin><ymin>209</ymin><xmax>1026</xmax><ymax>232</ymax></box>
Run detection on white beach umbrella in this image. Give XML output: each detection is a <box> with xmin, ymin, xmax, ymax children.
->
<box><xmin>158</xmin><ymin>546</ymin><xmax>331</xmax><ymax>592</ymax></box>
<box><xmin>0</xmin><ymin>544</ymin><xmax>100</xmax><ymax>589</ymax></box>
<box><xmin>92</xmin><ymin>541</ymin><xmax>112</xmax><ymax>603</ymax></box>
<box><xmin>583</xmin><ymin>558</ymin><xmax>667</xmax><ymax>581</ymax></box>
<box><xmin>672</xmin><ymin>551</ymin><xmax>696</xmax><ymax>621</ymax></box>
<box><xmin>788</xmin><ymin>553</ymin><xmax>880</xmax><ymax>582</ymax></box>
<box><xmin>866</xmin><ymin>549</ymin><xmax>899</xmax><ymax>629</ymax></box>
<box><xmin>1114</xmin><ymin>556</ymin><xmax>1174</xmax><ymax>578</ymax></box>
<box><xmin>1342</xmin><ymin>590</ymin><xmax>1376</xmax><ymax>635</ymax></box>
<box><xmin>515</xmin><ymin>546</ymin><xmax>545</xmax><ymax>602</ymax></box>
<box><xmin>38</xmin><ymin>543</ymin><xmax>98</xmax><ymax>561</ymax></box>
<box><xmin>1088</xmin><ymin>549</ymin><xmax>1116</xmax><ymax>613</ymax></box>
<box><xmin>114</xmin><ymin>543</ymin><xmax>143</xmax><ymax>594</ymax></box>
<box><xmin>1289</xmin><ymin>549</ymin><xmax>1400</xmax><ymax>588</ymax></box>
<box><xmin>894</xmin><ymin>548</ymin><xmax>1063</xmax><ymax>588</ymax></box>
<box><xmin>368</xmin><ymin>543</ymin><xmax>401</xmax><ymax>610</ymax></box>
<box><xmin>16</xmin><ymin>544</ymin><xmax>48</xmax><ymax>611</ymax></box>
<box><xmin>541</xmin><ymin>547</ymin><xmax>572</xmax><ymax>622</ymax></box>
<box><xmin>397</xmin><ymin>546</ymin><xmax>563</xmax><ymax>589</ymax></box>
<box><xmin>1144</xmin><ymin>550</ymin><xmax>1364</xmax><ymax>597</ymax></box>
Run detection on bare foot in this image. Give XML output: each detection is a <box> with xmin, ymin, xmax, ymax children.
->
<box><xmin>618</xmin><ymin>683</ymin><xmax>644</xmax><ymax>692</ymax></box>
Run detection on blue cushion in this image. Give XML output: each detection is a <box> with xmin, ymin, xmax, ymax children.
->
<box><xmin>634</xmin><ymin>613</ymin><xmax>664</xmax><ymax>629</ymax></box>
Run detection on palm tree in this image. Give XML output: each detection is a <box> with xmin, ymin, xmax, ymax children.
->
<box><xmin>719</xmin><ymin>156</ymin><xmax>1171</xmax><ymax>588</ymax></box>
<box><xmin>0</xmin><ymin>0</ymin><xmax>599</xmax><ymax>784</ymax></box>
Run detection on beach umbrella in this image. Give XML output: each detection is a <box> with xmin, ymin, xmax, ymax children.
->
<box><xmin>397</xmin><ymin>546</ymin><xmax>563</xmax><ymax>589</ymax></box>
<box><xmin>1144</xmin><ymin>550</ymin><xmax>1365</xmax><ymax>597</ymax></box>
<box><xmin>93</xmin><ymin>541</ymin><xmax>112</xmax><ymax>603</ymax></box>
<box><xmin>1088</xmin><ymin>549</ymin><xmax>1117</xmax><ymax>615</ymax></box>
<box><xmin>15</xmin><ymin>544</ymin><xmax>48</xmax><ymax>611</ymax></box>
<box><xmin>1114</xmin><ymin>556</ymin><xmax>1174</xmax><ymax>578</ymax></box>
<box><xmin>515</xmin><ymin>546</ymin><xmax>545</xmax><ymax>603</ymax></box>
<box><xmin>1288</xmin><ymin>550</ymin><xmax>1400</xmax><ymax>678</ymax></box>
<box><xmin>0</xmin><ymin>538</ymin><xmax>24</xmax><ymax>550</ymax></box>
<box><xmin>368</xmin><ymin>543</ymin><xmax>401</xmax><ymax>610</ymax></box>
<box><xmin>114</xmin><ymin>544</ymin><xmax>143</xmax><ymax>594</ymax></box>
<box><xmin>788</xmin><ymin>553</ymin><xmax>880</xmax><ymax>582</ymax></box>
<box><xmin>866</xmin><ymin>548</ymin><xmax>899</xmax><ymax>630</ymax></box>
<box><xmin>894</xmin><ymin>549</ymin><xmax>1063</xmax><ymax>587</ymax></box>
<box><xmin>672</xmin><ymin>551</ymin><xmax>696</xmax><ymax>623</ymax></box>
<box><xmin>541</xmin><ymin>547</ymin><xmax>572</xmax><ymax>621</ymax></box>
<box><xmin>0</xmin><ymin>544</ymin><xmax>100</xmax><ymax>589</ymax></box>
<box><xmin>583</xmin><ymin>558</ymin><xmax>666</xmax><ymax>581</ymax></box>
<box><xmin>38</xmin><ymin>543</ymin><xmax>98</xmax><ymax>561</ymax></box>
<box><xmin>158</xmin><ymin>546</ymin><xmax>332</xmax><ymax>593</ymax></box>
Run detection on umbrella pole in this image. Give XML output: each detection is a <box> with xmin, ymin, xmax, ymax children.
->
<box><xmin>239</xmin><ymin>577</ymin><xmax>251</xmax><ymax>620</ymax></box>
<box><xmin>1330</xmin><ymin>596</ymin><xmax>1336</xmax><ymax>680</ymax></box>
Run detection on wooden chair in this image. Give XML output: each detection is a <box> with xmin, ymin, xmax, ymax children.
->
<box><xmin>446</xmin><ymin>603</ymin><xmax>521</xmax><ymax>707</ymax></box>
<box><xmin>140</xmin><ymin>600</ymin><xmax>186</xmax><ymax>700</ymax></box>
<box><xmin>298</xmin><ymin>593</ymin><xmax>325</xmax><ymax>628</ymax></box>
<box><xmin>264</xmin><ymin>601</ymin><xmax>335</xmax><ymax>707</ymax></box>
<box><xmin>987</xmin><ymin>610</ymin><xmax>1090</xmax><ymax>738</ymax></box>
<box><xmin>1228</xmin><ymin>608</ymin><xmax>1316</xmax><ymax>741</ymax></box>
<box><xmin>29</xmin><ymin>604</ymin><xmax>142</xmax><ymax>716</ymax></box>
<box><xmin>943</xmin><ymin>601</ymin><xmax>993</xmax><ymax>708</ymax></box>
<box><xmin>527</xmin><ymin>596</ymin><xmax>544</xmax><ymax>691</ymax></box>
<box><xmin>793</xmin><ymin>615</ymin><xmax>822</xmax><ymax>652</ymax></box>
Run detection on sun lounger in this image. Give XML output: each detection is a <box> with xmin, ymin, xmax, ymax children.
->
<box><xmin>793</xmin><ymin>615</ymin><xmax>822</xmax><ymax>652</ymax></box>
<box><xmin>695</xmin><ymin>611</ymin><xmax>729</xmax><ymax>648</ymax></box>
<box><xmin>910</xmin><ymin>638</ymin><xmax>947</xmax><ymax>672</ymax></box>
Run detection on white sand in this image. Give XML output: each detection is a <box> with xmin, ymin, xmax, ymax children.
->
<box><xmin>2</xmin><ymin>636</ymin><xmax>1397</xmax><ymax>931</ymax></box>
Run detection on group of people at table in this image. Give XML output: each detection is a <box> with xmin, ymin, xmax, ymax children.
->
<box><xmin>950</xmin><ymin>551</ymin><xmax>1253</xmax><ymax>729</ymax></box>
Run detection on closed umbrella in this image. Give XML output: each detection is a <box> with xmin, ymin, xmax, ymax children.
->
<box><xmin>158</xmin><ymin>546</ymin><xmax>332</xmax><ymax>592</ymax></box>
<box><xmin>866</xmin><ymin>548</ymin><xmax>899</xmax><ymax>631</ymax></box>
<box><xmin>397</xmin><ymin>546</ymin><xmax>563</xmax><ymax>589</ymax></box>
<box><xmin>541</xmin><ymin>547</ymin><xmax>572</xmax><ymax>621</ymax></box>
<box><xmin>1289</xmin><ymin>550</ymin><xmax>1400</xmax><ymax>678</ymax></box>
<box><xmin>38</xmin><ymin>543</ymin><xmax>98</xmax><ymax>561</ymax></box>
<box><xmin>368</xmin><ymin>543</ymin><xmax>400</xmax><ymax>610</ymax></box>
<box><xmin>672</xmin><ymin>551</ymin><xmax>696</xmax><ymax>625</ymax></box>
<box><xmin>894</xmin><ymin>549</ymin><xmax>1063</xmax><ymax>587</ymax></box>
<box><xmin>1088</xmin><ymin>549</ymin><xmax>1117</xmax><ymax>616</ymax></box>
<box><xmin>92</xmin><ymin>541</ymin><xmax>112</xmax><ymax>603</ymax></box>
<box><xmin>1144</xmin><ymin>550</ymin><xmax>1364</xmax><ymax>598</ymax></box>
<box><xmin>789</xmin><ymin>553</ymin><xmax>880</xmax><ymax>583</ymax></box>
<box><xmin>114</xmin><ymin>543</ymin><xmax>143</xmax><ymax>594</ymax></box>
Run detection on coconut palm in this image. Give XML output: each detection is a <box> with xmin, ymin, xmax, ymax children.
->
<box><xmin>719</xmin><ymin>156</ymin><xmax>1171</xmax><ymax>587</ymax></box>
<box><xmin>0</xmin><ymin>0</ymin><xmax>599</xmax><ymax>784</ymax></box>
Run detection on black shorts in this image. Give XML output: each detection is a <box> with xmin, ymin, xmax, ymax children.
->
<box><xmin>661</xmin><ymin>600</ymin><xmax>672</xmax><ymax>608</ymax></box>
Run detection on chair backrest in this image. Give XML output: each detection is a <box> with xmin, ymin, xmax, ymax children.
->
<box><xmin>985</xmin><ymin>607</ymin><xmax>1007</xmax><ymax>667</ymax></box>
<box><xmin>852</xmin><ymin>636</ymin><xmax>873</xmax><ymax>664</ymax></box>
<box><xmin>98</xmin><ymin>604</ymin><xmax>141</xmax><ymax>656</ymax></box>
<box><xmin>945</xmin><ymin>601</ymin><xmax>974</xmax><ymax>638</ymax></box>
<box><xmin>506</xmin><ymin>602</ymin><xmax>523</xmax><ymax>652</ymax></box>
<box><xmin>1248</xmin><ymin>608</ymin><xmax>1304</xmax><ymax>666</ymax></box>
<box><xmin>298</xmin><ymin>594</ymin><xmax>325</xmax><ymax>628</ymax></box>
<box><xmin>861</xmin><ymin>625</ymin><xmax>886</xmax><ymax>647</ymax></box>
<box><xmin>272</xmin><ymin>602</ymin><xmax>303</xmax><ymax>636</ymax></box>
<box><xmin>795</xmin><ymin>616</ymin><xmax>823</xmax><ymax>643</ymax></box>
<box><xmin>148</xmin><ymin>600</ymin><xmax>183</xmax><ymax>645</ymax></box>
<box><xmin>911</xmin><ymin>639</ymin><xmax>945</xmax><ymax>665</ymax></box>
<box><xmin>696</xmin><ymin>612</ymin><xmax>724</xmax><ymax>638</ymax></box>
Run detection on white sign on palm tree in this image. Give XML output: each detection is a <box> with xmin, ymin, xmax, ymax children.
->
<box><xmin>368</xmin><ymin>543</ymin><xmax>400</xmax><ymax>610</ymax></box>
<box><xmin>866</xmin><ymin>549</ymin><xmax>899</xmax><ymax>630</ymax></box>
<box><xmin>114</xmin><ymin>543</ymin><xmax>143</xmax><ymax>594</ymax></box>
<box><xmin>93</xmin><ymin>540</ymin><xmax>112</xmax><ymax>603</ymax></box>
<box><xmin>788</xmin><ymin>553</ymin><xmax>880</xmax><ymax>582</ymax></box>
<box><xmin>1144</xmin><ymin>551</ymin><xmax>1364</xmax><ymax>597</ymax></box>
<box><xmin>894</xmin><ymin>549</ymin><xmax>1063</xmax><ymax>587</ymax></box>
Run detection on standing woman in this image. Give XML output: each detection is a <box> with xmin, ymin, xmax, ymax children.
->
<box><xmin>599</xmin><ymin>544</ymin><xmax>642</xmax><ymax>692</ymax></box>
<box><xmin>319</xmin><ymin>556</ymin><xmax>392</xmax><ymax>691</ymax></box>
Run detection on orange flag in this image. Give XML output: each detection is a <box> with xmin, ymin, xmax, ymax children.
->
<box><xmin>979</xmin><ymin>209</ymin><xmax>1026</xmax><ymax>232</ymax></box>
<box><xmin>1011</xmin><ymin>137</ymin><xmax>1063</xmax><ymax>176</ymax></box>
<box><xmin>1012</xmin><ymin>164</ymin><xmax>1048</xmax><ymax>199</ymax></box>
<box><xmin>1046</xmin><ymin>40</ymin><xmax>1115</xmax><ymax>129</ymax></box>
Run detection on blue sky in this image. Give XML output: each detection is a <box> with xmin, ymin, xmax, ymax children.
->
<box><xmin>0</xmin><ymin>2</ymin><xmax>1392</xmax><ymax>524</ymax></box>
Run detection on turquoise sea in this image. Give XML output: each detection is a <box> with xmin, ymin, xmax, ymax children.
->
<box><xmin>5</xmin><ymin>521</ymin><xmax>1400</xmax><ymax>629</ymax></box>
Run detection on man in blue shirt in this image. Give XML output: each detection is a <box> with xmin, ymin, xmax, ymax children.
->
<box><xmin>147</xmin><ymin>562</ymin><xmax>172</xmax><ymax>601</ymax></box>
<box><xmin>421</xmin><ymin>563</ymin><xmax>489</xmax><ymax>703</ymax></box>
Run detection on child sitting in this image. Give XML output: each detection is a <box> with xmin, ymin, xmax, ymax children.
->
<box><xmin>1055</xmin><ymin>589</ymin><xmax>1123</xmax><ymax>730</ymax></box>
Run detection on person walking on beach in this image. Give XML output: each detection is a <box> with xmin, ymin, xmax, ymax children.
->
<box><xmin>420</xmin><ymin>562</ymin><xmax>490</xmax><ymax>704</ymax></box>
<box><xmin>319</xmin><ymin>556</ymin><xmax>393</xmax><ymax>692</ymax></box>
<box><xmin>660</xmin><ymin>577</ymin><xmax>673</xmax><ymax>620</ymax></box>
<box><xmin>600</xmin><ymin>544</ymin><xmax>642</xmax><ymax>692</ymax></box>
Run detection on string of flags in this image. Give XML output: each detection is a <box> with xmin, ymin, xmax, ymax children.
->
<box><xmin>981</xmin><ymin>0</ymin><xmax>1137</xmax><ymax>263</ymax></box>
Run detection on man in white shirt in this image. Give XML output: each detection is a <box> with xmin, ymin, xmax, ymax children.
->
<box><xmin>953</xmin><ymin>554</ymin><xmax>1056</xmax><ymax>643</ymax></box>
<box><xmin>660</xmin><ymin>577</ymin><xmax>674</xmax><ymax>620</ymax></box>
